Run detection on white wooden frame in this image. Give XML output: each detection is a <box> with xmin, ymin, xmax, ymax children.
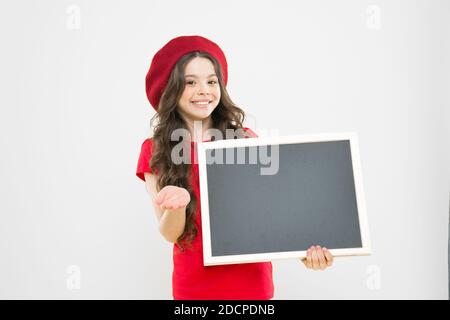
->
<box><xmin>197</xmin><ymin>132</ymin><xmax>371</xmax><ymax>266</ymax></box>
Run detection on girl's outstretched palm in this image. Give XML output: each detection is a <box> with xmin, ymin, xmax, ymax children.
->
<box><xmin>155</xmin><ymin>185</ymin><xmax>191</xmax><ymax>211</ymax></box>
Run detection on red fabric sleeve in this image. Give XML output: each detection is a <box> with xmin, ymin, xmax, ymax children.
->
<box><xmin>136</xmin><ymin>129</ymin><xmax>256</xmax><ymax>182</ymax></box>
<box><xmin>243</xmin><ymin>127</ymin><xmax>258</xmax><ymax>138</ymax></box>
<box><xmin>136</xmin><ymin>138</ymin><xmax>154</xmax><ymax>182</ymax></box>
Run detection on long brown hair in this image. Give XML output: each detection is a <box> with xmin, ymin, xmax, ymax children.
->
<box><xmin>149</xmin><ymin>51</ymin><xmax>252</xmax><ymax>251</ymax></box>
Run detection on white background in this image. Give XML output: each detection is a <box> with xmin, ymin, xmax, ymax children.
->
<box><xmin>0</xmin><ymin>0</ymin><xmax>448</xmax><ymax>299</ymax></box>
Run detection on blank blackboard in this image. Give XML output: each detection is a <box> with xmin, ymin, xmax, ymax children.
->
<box><xmin>197</xmin><ymin>132</ymin><xmax>371</xmax><ymax>266</ymax></box>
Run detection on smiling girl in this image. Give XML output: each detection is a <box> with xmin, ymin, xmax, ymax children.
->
<box><xmin>136</xmin><ymin>35</ymin><xmax>333</xmax><ymax>300</ymax></box>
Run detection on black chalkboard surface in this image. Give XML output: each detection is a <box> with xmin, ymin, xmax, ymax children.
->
<box><xmin>197</xmin><ymin>132</ymin><xmax>371</xmax><ymax>266</ymax></box>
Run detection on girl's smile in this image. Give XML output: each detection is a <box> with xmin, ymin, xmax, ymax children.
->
<box><xmin>191</xmin><ymin>99</ymin><xmax>213</xmax><ymax>108</ymax></box>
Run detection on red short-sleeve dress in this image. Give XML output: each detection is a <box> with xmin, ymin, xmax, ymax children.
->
<box><xmin>136</xmin><ymin>127</ymin><xmax>274</xmax><ymax>300</ymax></box>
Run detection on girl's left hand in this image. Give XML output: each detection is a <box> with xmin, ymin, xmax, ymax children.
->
<box><xmin>301</xmin><ymin>245</ymin><xmax>334</xmax><ymax>271</ymax></box>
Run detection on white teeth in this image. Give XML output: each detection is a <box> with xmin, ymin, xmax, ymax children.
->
<box><xmin>192</xmin><ymin>101</ymin><xmax>210</xmax><ymax>105</ymax></box>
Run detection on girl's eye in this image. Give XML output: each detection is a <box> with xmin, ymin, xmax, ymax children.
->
<box><xmin>185</xmin><ymin>80</ymin><xmax>217</xmax><ymax>86</ymax></box>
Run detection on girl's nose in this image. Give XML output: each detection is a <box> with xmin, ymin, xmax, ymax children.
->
<box><xmin>198</xmin><ymin>83</ymin><xmax>210</xmax><ymax>95</ymax></box>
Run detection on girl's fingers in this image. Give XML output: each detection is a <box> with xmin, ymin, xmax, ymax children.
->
<box><xmin>323</xmin><ymin>248</ymin><xmax>334</xmax><ymax>266</ymax></box>
<box><xmin>301</xmin><ymin>258</ymin><xmax>307</xmax><ymax>266</ymax></box>
<box><xmin>163</xmin><ymin>195</ymin><xmax>188</xmax><ymax>210</ymax></box>
<box><xmin>164</xmin><ymin>192</ymin><xmax>182</xmax><ymax>207</ymax></box>
<box><xmin>311</xmin><ymin>246</ymin><xmax>319</xmax><ymax>270</ymax></box>
<box><xmin>315</xmin><ymin>246</ymin><xmax>327</xmax><ymax>270</ymax></box>
<box><xmin>305</xmin><ymin>248</ymin><xmax>313</xmax><ymax>269</ymax></box>
<box><xmin>164</xmin><ymin>192</ymin><xmax>190</xmax><ymax>209</ymax></box>
<box><xmin>303</xmin><ymin>245</ymin><xmax>334</xmax><ymax>271</ymax></box>
<box><xmin>164</xmin><ymin>195</ymin><xmax>178</xmax><ymax>208</ymax></box>
<box><xmin>161</xmin><ymin>195</ymin><xmax>176</xmax><ymax>210</ymax></box>
<box><xmin>163</xmin><ymin>200</ymin><xmax>178</xmax><ymax>210</ymax></box>
<box><xmin>156</xmin><ymin>186</ymin><xmax>190</xmax><ymax>210</ymax></box>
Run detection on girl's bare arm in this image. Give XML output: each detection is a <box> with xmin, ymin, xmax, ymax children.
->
<box><xmin>144</xmin><ymin>172</ymin><xmax>187</xmax><ymax>243</ymax></box>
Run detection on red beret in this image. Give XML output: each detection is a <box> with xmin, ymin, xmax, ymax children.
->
<box><xmin>145</xmin><ymin>35</ymin><xmax>228</xmax><ymax>111</ymax></box>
